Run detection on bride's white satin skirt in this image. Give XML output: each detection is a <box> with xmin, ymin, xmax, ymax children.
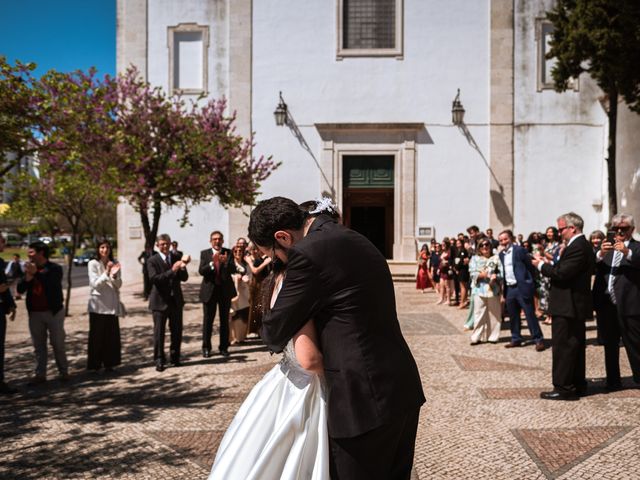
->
<box><xmin>209</xmin><ymin>362</ymin><xmax>329</xmax><ymax>480</ymax></box>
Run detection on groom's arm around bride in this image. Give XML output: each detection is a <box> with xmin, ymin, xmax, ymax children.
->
<box><xmin>249</xmin><ymin>197</ymin><xmax>425</xmax><ymax>480</ymax></box>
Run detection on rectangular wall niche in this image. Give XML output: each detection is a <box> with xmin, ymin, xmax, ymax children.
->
<box><xmin>536</xmin><ymin>19</ymin><xmax>577</xmax><ymax>92</ymax></box>
<box><xmin>168</xmin><ymin>24</ymin><xmax>209</xmax><ymax>94</ymax></box>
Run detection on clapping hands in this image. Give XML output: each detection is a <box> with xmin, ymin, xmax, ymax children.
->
<box><xmin>171</xmin><ymin>254</ymin><xmax>191</xmax><ymax>271</ymax></box>
<box><xmin>531</xmin><ymin>253</ymin><xmax>543</xmax><ymax>268</ymax></box>
<box><xmin>24</xmin><ymin>261</ymin><xmax>37</xmax><ymax>280</ymax></box>
<box><xmin>111</xmin><ymin>262</ymin><xmax>121</xmax><ymax>276</ymax></box>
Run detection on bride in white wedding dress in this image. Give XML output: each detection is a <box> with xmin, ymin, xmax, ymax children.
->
<box><xmin>208</xmin><ymin>271</ymin><xmax>329</xmax><ymax>480</ymax></box>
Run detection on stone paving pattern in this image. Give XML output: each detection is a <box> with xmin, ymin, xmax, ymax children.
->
<box><xmin>1</xmin><ymin>280</ymin><xmax>639</xmax><ymax>479</ymax></box>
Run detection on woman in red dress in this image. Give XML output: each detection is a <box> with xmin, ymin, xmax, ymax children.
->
<box><xmin>416</xmin><ymin>244</ymin><xmax>434</xmax><ymax>292</ymax></box>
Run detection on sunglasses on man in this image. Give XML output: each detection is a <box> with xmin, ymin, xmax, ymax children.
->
<box><xmin>612</xmin><ymin>226</ymin><xmax>631</xmax><ymax>234</ymax></box>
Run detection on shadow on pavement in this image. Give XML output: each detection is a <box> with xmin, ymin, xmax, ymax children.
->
<box><xmin>0</xmin><ymin>317</ymin><xmax>247</xmax><ymax>478</ymax></box>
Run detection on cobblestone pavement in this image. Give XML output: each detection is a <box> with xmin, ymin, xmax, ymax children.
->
<box><xmin>1</xmin><ymin>281</ymin><xmax>638</xmax><ymax>479</ymax></box>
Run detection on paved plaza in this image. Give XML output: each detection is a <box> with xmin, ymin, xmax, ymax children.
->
<box><xmin>1</xmin><ymin>279</ymin><xmax>639</xmax><ymax>479</ymax></box>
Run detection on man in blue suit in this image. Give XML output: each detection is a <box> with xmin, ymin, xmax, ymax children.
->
<box><xmin>498</xmin><ymin>230</ymin><xmax>545</xmax><ymax>351</ymax></box>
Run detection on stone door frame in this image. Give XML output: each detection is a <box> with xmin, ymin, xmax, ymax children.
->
<box><xmin>315</xmin><ymin>123</ymin><xmax>422</xmax><ymax>261</ymax></box>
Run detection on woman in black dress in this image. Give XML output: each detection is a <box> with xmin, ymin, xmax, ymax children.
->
<box><xmin>454</xmin><ymin>238</ymin><xmax>471</xmax><ymax>309</ymax></box>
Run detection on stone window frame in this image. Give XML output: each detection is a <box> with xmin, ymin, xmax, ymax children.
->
<box><xmin>336</xmin><ymin>0</ymin><xmax>404</xmax><ymax>60</ymax></box>
<box><xmin>167</xmin><ymin>23</ymin><xmax>210</xmax><ymax>95</ymax></box>
<box><xmin>536</xmin><ymin>18</ymin><xmax>578</xmax><ymax>92</ymax></box>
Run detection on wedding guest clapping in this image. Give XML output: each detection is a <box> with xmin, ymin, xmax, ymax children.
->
<box><xmin>18</xmin><ymin>242</ymin><xmax>69</xmax><ymax>384</ymax></box>
<box><xmin>246</xmin><ymin>243</ymin><xmax>271</xmax><ymax>336</ymax></box>
<box><xmin>148</xmin><ymin>234</ymin><xmax>190</xmax><ymax>371</ymax></box>
<box><xmin>229</xmin><ymin>245</ymin><xmax>250</xmax><ymax>344</ymax></box>
<box><xmin>87</xmin><ymin>240</ymin><xmax>124</xmax><ymax>373</ymax></box>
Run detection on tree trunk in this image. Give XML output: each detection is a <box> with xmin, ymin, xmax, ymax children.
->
<box><xmin>151</xmin><ymin>198</ymin><xmax>162</xmax><ymax>243</ymax></box>
<box><xmin>141</xmin><ymin>209</ymin><xmax>152</xmax><ymax>249</ymax></box>
<box><xmin>64</xmin><ymin>229</ymin><xmax>79</xmax><ymax>316</ymax></box>
<box><xmin>607</xmin><ymin>88</ymin><xmax>618</xmax><ymax>220</ymax></box>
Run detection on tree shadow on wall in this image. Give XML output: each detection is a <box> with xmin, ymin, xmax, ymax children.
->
<box><xmin>490</xmin><ymin>189</ymin><xmax>514</xmax><ymax>227</ymax></box>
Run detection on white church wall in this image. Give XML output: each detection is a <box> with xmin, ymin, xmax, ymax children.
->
<box><xmin>251</xmin><ymin>0</ymin><xmax>492</xmax><ymax>239</ymax></box>
<box><xmin>417</xmin><ymin>126</ymin><xmax>491</xmax><ymax>239</ymax></box>
<box><xmin>514</xmin><ymin>124</ymin><xmax>606</xmax><ymax>235</ymax></box>
<box><xmin>140</xmin><ymin>0</ymin><xmax>232</xmax><ymax>272</ymax></box>
<box><xmin>513</xmin><ymin>0</ymin><xmax>608</xmax><ymax>235</ymax></box>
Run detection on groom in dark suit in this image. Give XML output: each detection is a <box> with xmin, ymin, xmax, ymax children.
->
<box><xmin>533</xmin><ymin>212</ymin><xmax>595</xmax><ymax>400</ymax></box>
<box><xmin>147</xmin><ymin>234</ymin><xmax>189</xmax><ymax>371</ymax></box>
<box><xmin>249</xmin><ymin>197</ymin><xmax>425</xmax><ymax>480</ymax></box>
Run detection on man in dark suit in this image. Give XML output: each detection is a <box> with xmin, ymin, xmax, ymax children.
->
<box><xmin>0</xmin><ymin>235</ymin><xmax>17</xmax><ymax>394</ymax></box>
<box><xmin>249</xmin><ymin>197</ymin><xmax>425</xmax><ymax>480</ymax></box>
<box><xmin>498</xmin><ymin>229</ymin><xmax>545</xmax><ymax>351</ymax></box>
<box><xmin>533</xmin><ymin>212</ymin><xmax>595</xmax><ymax>400</ymax></box>
<box><xmin>199</xmin><ymin>231</ymin><xmax>236</xmax><ymax>358</ymax></box>
<box><xmin>593</xmin><ymin>213</ymin><xmax>640</xmax><ymax>390</ymax></box>
<box><xmin>147</xmin><ymin>234</ymin><xmax>189</xmax><ymax>372</ymax></box>
<box><xmin>18</xmin><ymin>241</ymin><xmax>69</xmax><ymax>384</ymax></box>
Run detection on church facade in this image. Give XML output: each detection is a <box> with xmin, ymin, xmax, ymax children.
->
<box><xmin>116</xmin><ymin>0</ymin><xmax>639</xmax><ymax>280</ymax></box>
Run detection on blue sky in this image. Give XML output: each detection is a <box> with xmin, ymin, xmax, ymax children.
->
<box><xmin>0</xmin><ymin>0</ymin><xmax>115</xmax><ymax>78</ymax></box>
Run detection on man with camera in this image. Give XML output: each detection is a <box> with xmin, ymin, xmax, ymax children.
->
<box><xmin>593</xmin><ymin>213</ymin><xmax>640</xmax><ymax>390</ymax></box>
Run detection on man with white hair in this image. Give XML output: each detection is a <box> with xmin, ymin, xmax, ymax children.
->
<box><xmin>594</xmin><ymin>213</ymin><xmax>640</xmax><ymax>390</ymax></box>
<box><xmin>533</xmin><ymin>212</ymin><xmax>595</xmax><ymax>400</ymax></box>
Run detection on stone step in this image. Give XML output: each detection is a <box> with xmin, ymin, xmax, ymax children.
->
<box><xmin>393</xmin><ymin>277</ymin><xmax>416</xmax><ymax>283</ymax></box>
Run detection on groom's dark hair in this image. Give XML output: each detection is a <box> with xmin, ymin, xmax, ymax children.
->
<box><xmin>248</xmin><ymin>196</ymin><xmax>307</xmax><ymax>247</ymax></box>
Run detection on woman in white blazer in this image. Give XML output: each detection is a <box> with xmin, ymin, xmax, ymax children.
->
<box><xmin>87</xmin><ymin>240</ymin><xmax>124</xmax><ymax>372</ymax></box>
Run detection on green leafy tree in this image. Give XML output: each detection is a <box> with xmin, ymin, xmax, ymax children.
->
<box><xmin>546</xmin><ymin>0</ymin><xmax>640</xmax><ymax>219</ymax></box>
<box><xmin>10</xmin><ymin>163</ymin><xmax>117</xmax><ymax>315</ymax></box>
<box><xmin>0</xmin><ymin>57</ymin><xmax>39</xmax><ymax>178</ymax></box>
<box><xmin>8</xmin><ymin>68</ymin><xmax>118</xmax><ymax>315</ymax></box>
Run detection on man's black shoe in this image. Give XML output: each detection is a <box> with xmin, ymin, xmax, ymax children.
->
<box><xmin>540</xmin><ymin>390</ymin><xmax>579</xmax><ymax>401</ymax></box>
<box><xmin>202</xmin><ymin>349</ymin><xmax>211</xmax><ymax>358</ymax></box>
<box><xmin>0</xmin><ymin>382</ymin><xmax>18</xmax><ymax>395</ymax></box>
<box><xmin>504</xmin><ymin>341</ymin><xmax>522</xmax><ymax>349</ymax></box>
<box><xmin>605</xmin><ymin>382</ymin><xmax>623</xmax><ymax>392</ymax></box>
<box><xmin>170</xmin><ymin>359</ymin><xmax>182</xmax><ymax>367</ymax></box>
<box><xmin>219</xmin><ymin>349</ymin><xmax>230</xmax><ymax>358</ymax></box>
<box><xmin>155</xmin><ymin>362</ymin><xmax>165</xmax><ymax>372</ymax></box>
